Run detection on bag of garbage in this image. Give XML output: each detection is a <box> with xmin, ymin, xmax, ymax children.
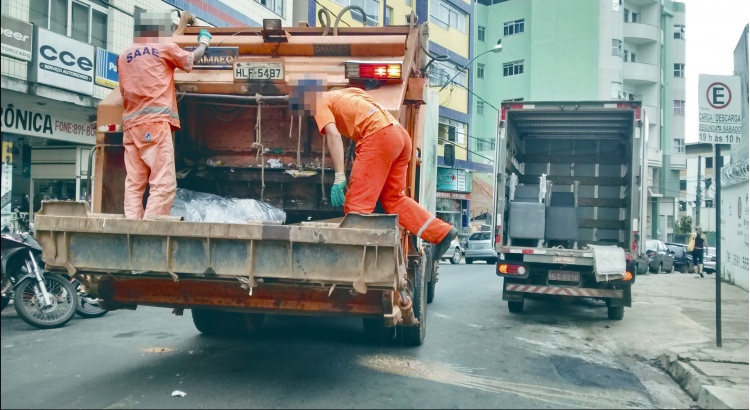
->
<box><xmin>170</xmin><ymin>188</ymin><xmax>286</xmax><ymax>224</ymax></box>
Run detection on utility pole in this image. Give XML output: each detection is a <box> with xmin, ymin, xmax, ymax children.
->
<box><xmin>695</xmin><ymin>155</ymin><xmax>702</xmax><ymax>225</ymax></box>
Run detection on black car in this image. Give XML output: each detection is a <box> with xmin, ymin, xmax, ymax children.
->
<box><xmin>665</xmin><ymin>242</ymin><xmax>692</xmax><ymax>273</ymax></box>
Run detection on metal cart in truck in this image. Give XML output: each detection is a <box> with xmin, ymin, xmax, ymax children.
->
<box><xmin>33</xmin><ymin>18</ymin><xmax>443</xmax><ymax>344</ymax></box>
<box><xmin>493</xmin><ymin>101</ymin><xmax>645</xmax><ymax>320</ymax></box>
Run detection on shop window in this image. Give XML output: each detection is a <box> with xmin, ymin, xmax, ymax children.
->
<box><xmin>30</xmin><ymin>0</ymin><xmax>108</xmax><ymax>49</ymax></box>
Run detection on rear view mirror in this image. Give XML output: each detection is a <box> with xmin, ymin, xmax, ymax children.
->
<box><xmin>444</xmin><ymin>144</ymin><xmax>455</xmax><ymax>167</ymax></box>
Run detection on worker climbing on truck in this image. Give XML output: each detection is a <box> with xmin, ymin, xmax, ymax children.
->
<box><xmin>117</xmin><ymin>10</ymin><xmax>212</xmax><ymax>219</ymax></box>
<box><xmin>290</xmin><ymin>79</ymin><xmax>458</xmax><ymax>258</ymax></box>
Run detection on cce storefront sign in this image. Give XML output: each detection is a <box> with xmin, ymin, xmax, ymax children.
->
<box><xmin>30</xmin><ymin>27</ymin><xmax>94</xmax><ymax>95</ymax></box>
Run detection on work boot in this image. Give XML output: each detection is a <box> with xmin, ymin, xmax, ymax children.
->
<box><xmin>432</xmin><ymin>228</ymin><xmax>458</xmax><ymax>261</ymax></box>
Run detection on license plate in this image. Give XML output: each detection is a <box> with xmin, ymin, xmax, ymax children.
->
<box><xmin>548</xmin><ymin>270</ymin><xmax>580</xmax><ymax>282</ymax></box>
<box><xmin>234</xmin><ymin>62</ymin><xmax>284</xmax><ymax>80</ymax></box>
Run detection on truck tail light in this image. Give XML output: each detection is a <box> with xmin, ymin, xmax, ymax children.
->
<box><xmin>345</xmin><ymin>62</ymin><xmax>402</xmax><ymax>80</ymax></box>
<box><xmin>623</xmin><ymin>271</ymin><xmax>633</xmax><ymax>281</ymax></box>
<box><xmin>497</xmin><ymin>263</ymin><xmax>526</xmax><ymax>275</ymax></box>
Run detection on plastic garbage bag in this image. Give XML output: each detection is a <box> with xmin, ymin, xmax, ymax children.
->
<box><xmin>170</xmin><ymin>188</ymin><xmax>286</xmax><ymax>224</ymax></box>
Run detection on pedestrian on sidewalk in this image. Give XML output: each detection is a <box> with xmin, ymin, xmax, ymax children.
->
<box><xmin>688</xmin><ymin>226</ymin><xmax>708</xmax><ymax>278</ymax></box>
<box><xmin>288</xmin><ymin>79</ymin><xmax>458</xmax><ymax>259</ymax></box>
<box><xmin>117</xmin><ymin>10</ymin><xmax>211</xmax><ymax>219</ymax></box>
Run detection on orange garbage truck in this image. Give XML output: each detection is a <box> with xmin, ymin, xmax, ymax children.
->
<box><xmin>34</xmin><ymin>18</ymin><xmax>443</xmax><ymax>345</ymax></box>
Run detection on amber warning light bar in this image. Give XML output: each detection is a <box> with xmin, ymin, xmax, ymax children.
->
<box><xmin>345</xmin><ymin>61</ymin><xmax>402</xmax><ymax>80</ymax></box>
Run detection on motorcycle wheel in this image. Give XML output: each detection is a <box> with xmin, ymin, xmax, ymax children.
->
<box><xmin>13</xmin><ymin>273</ymin><xmax>77</xmax><ymax>329</ymax></box>
<box><xmin>72</xmin><ymin>279</ymin><xmax>108</xmax><ymax>318</ymax></box>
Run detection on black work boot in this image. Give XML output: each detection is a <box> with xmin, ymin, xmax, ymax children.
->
<box><xmin>433</xmin><ymin>228</ymin><xmax>458</xmax><ymax>261</ymax></box>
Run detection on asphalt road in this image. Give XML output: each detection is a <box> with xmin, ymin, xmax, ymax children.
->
<box><xmin>1</xmin><ymin>261</ymin><xmax>694</xmax><ymax>409</ymax></box>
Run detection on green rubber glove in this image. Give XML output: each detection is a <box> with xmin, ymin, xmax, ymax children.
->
<box><xmin>331</xmin><ymin>172</ymin><xmax>346</xmax><ymax>207</ymax></box>
<box><xmin>197</xmin><ymin>29</ymin><xmax>212</xmax><ymax>46</ymax></box>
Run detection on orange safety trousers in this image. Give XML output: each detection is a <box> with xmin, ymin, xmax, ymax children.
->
<box><xmin>123</xmin><ymin>121</ymin><xmax>176</xmax><ymax>219</ymax></box>
<box><xmin>344</xmin><ymin>125</ymin><xmax>453</xmax><ymax>244</ymax></box>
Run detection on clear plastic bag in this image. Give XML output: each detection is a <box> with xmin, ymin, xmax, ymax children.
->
<box><xmin>170</xmin><ymin>188</ymin><xmax>286</xmax><ymax>224</ymax></box>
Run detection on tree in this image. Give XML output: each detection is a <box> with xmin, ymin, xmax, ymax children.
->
<box><xmin>675</xmin><ymin>215</ymin><xmax>692</xmax><ymax>234</ymax></box>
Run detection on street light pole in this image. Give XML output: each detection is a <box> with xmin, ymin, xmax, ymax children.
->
<box><xmin>439</xmin><ymin>40</ymin><xmax>503</xmax><ymax>92</ymax></box>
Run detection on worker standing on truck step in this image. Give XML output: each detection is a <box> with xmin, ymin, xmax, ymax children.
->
<box><xmin>289</xmin><ymin>79</ymin><xmax>458</xmax><ymax>258</ymax></box>
<box><xmin>117</xmin><ymin>10</ymin><xmax>211</xmax><ymax>219</ymax></box>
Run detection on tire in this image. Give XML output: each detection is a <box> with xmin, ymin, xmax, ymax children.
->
<box><xmin>654</xmin><ymin>263</ymin><xmax>662</xmax><ymax>274</ymax></box>
<box><xmin>13</xmin><ymin>273</ymin><xmax>77</xmax><ymax>329</ymax></box>
<box><xmin>192</xmin><ymin>309</ymin><xmax>264</xmax><ymax>336</ymax></box>
<box><xmin>363</xmin><ymin>317</ymin><xmax>395</xmax><ymax>344</ymax></box>
<box><xmin>72</xmin><ymin>279</ymin><xmax>108</xmax><ymax>318</ymax></box>
<box><xmin>607</xmin><ymin>306</ymin><xmax>624</xmax><ymax>320</ymax></box>
<box><xmin>397</xmin><ymin>260</ymin><xmax>427</xmax><ymax>346</ymax></box>
<box><xmin>508</xmin><ymin>300</ymin><xmax>524</xmax><ymax>313</ymax></box>
<box><xmin>449</xmin><ymin>248</ymin><xmax>461</xmax><ymax>265</ymax></box>
<box><xmin>465</xmin><ymin>258</ymin><xmax>474</xmax><ymax>264</ymax></box>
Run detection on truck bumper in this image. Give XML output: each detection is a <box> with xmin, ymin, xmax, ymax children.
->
<box><xmin>504</xmin><ymin>284</ymin><xmax>624</xmax><ymax>299</ymax></box>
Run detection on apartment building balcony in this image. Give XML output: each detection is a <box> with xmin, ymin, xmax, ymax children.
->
<box><xmin>624</xmin><ymin>22</ymin><xmax>659</xmax><ymax>45</ymax></box>
<box><xmin>623</xmin><ymin>62</ymin><xmax>659</xmax><ymax>85</ymax></box>
<box><xmin>671</xmin><ymin>152</ymin><xmax>687</xmax><ymax>170</ymax></box>
<box><xmin>648</xmin><ymin>146</ymin><xmax>663</xmax><ymax>168</ymax></box>
<box><xmin>642</xmin><ymin>104</ymin><xmax>659</xmax><ymax>126</ymax></box>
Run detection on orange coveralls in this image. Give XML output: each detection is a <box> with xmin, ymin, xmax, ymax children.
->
<box><xmin>314</xmin><ymin>88</ymin><xmax>453</xmax><ymax>244</ymax></box>
<box><xmin>117</xmin><ymin>43</ymin><xmax>194</xmax><ymax>219</ymax></box>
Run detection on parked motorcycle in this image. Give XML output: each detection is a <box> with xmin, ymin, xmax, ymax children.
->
<box><xmin>1</xmin><ymin>231</ymin><xmax>78</xmax><ymax>329</ymax></box>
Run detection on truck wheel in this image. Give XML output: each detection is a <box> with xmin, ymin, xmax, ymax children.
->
<box><xmin>508</xmin><ymin>300</ymin><xmax>524</xmax><ymax>313</ymax></box>
<box><xmin>465</xmin><ymin>258</ymin><xmax>474</xmax><ymax>264</ymax></box>
<box><xmin>363</xmin><ymin>318</ymin><xmax>395</xmax><ymax>344</ymax></box>
<box><xmin>192</xmin><ymin>309</ymin><xmax>257</xmax><ymax>336</ymax></box>
<box><xmin>607</xmin><ymin>306</ymin><xmax>624</xmax><ymax>320</ymax></box>
<box><xmin>397</xmin><ymin>261</ymin><xmax>427</xmax><ymax>346</ymax></box>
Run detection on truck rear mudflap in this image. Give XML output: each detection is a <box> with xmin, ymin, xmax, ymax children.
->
<box><xmin>34</xmin><ymin>201</ymin><xmax>408</xmax><ymax>317</ymax></box>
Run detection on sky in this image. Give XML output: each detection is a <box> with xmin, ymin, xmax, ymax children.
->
<box><xmin>683</xmin><ymin>0</ymin><xmax>749</xmax><ymax>143</ymax></box>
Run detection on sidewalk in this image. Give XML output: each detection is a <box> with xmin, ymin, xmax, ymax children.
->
<box><xmin>628</xmin><ymin>272</ymin><xmax>748</xmax><ymax>409</ymax></box>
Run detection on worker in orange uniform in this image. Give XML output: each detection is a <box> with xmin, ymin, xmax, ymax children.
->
<box><xmin>117</xmin><ymin>10</ymin><xmax>211</xmax><ymax>219</ymax></box>
<box><xmin>290</xmin><ymin>81</ymin><xmax>458</xmax><ymax>258</ymax></box>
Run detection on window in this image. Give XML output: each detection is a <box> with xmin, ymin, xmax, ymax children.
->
<box><xmin>673</xmin><ymin>25</ymin><xmax>685</xmax><ymax>39</ymax></box>
<box><xmin>502</xmin><ymin>60</ymin><xmax>524</xmax><ymax>76</ymax></box>
<box><xmin>667</xmin><ymin>215</ymin><xmax>674</xmax><ymax>229</ymax></box>
<box><xmin>478</xmin><ymin>25</ymin><xmax>486</xmax><ymax>42</ymax></box>
<box><xmin>429</xmin><ymin>60</ymin><xmax>467</xmax><ymax>87</ymax></box>
<box><xmin>674</xmin><ymin>63</ymin><xmax>685</xmax><ymax>77</ymax></box>
<box><xmin>630</xmin><ymin>52</ymin><xmax>636</xmax><ymax>62</ymax></box>
<box><xmin>679</xmin><ymin>179</ymin><xmax>687</xmax><ymax>190</ymax></box>
<box><xmin>477</xmin><ymin>101</ymin><xmax>485</xmax><ymax>115</ymax></box>
<box><xmin>631</xmin><ymin>12</ymin><xmax>639</xmax><ymax>23</ymax></box>
<box><xmin>346</xmin><ymin>0</ymin><xmax>380</xmax><ymax>27</ymax></box>
<box><xmin>623</xmin><ymin>8</ymin><xmax>629</xmax><ymax>22</ymax></box>
<box><xmin>674</xmin><ymin>139</ymin><xmax>685</xmax><ymax>153</ymax></box>
<box><xmin>503</xmin><ymin>19</ymin><xmax>524</xmax><ymax>36</ymax></box>
<box><xmin>405</xmin><ymin>0</ymin><xmax>412</xmax><ymax>6</ymax></box>
<box><xmin>255</xmin><ymin>0</ymin><xmax>284</xmax><ymax>16</ymax></box>
<box><xmin>613</xmin><ymin>0</ymin><xmax>622</xmax><ymax>11</ymax></box>
<box><xmin>474</xmin><ymin>139</ymin><xmax>494</xmax><ymax>151</ymax></box>
<box><xmin>705</xmin><ymin>157</ymin><xmax>713</xmax><ymax>168</ymax></box>
<box><xmin>430</xmin><ymin>0</ymin><xmax>467</xmax><ymax>33</ymax></box>
<box><xmin>623</xmin><ymin>49</ymin><xmax>629</xmax><ymax>62</ymax></box>
<box><xmin>385</xmin><ymin>6</ymin><xmax>393</xmax><ymax>25</ymax></box>
<box><xmin>31</xmin><ymin>0</ymin><xmax>108</xmax><ymax>49</ymax></box>
<box><xmin>705</xmin><ymin>200</ymin><xmax>714</xmax><ymax>208</ymax></box>
<box><xmin>673</xmin><ymin>100</ymin><xmax>685</xmax><ymax>115</ymax></box>
<box><xmin>438</xmin><ymin>117</ymin><xmax>467</xmax><ymax>145</ymax></box>
<box><xmin>611</xmin><ymin>39</ymin><xmax>622</xmax><ymax>56</ymax></box>
<box><xmin>477</xmin><ymin>63</ymin><xmax>485</xmax><ymax>79</ymax></box>
<box><xmin>679</xmin><ymin>200</ymin><xmax>687</xmax><ymax>211</ymax></box>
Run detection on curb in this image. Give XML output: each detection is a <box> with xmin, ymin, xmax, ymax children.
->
<box><xmin>660</xmin><ymin>352</ymin><xmax>750</xmax><ymax>409</ymax></box>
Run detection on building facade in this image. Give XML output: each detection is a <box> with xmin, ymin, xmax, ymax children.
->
<box><xmin>472</xmin><ymin>0</ymin><xmax>687</xmax><ymax>241</ymax></box>
<box><xmin>1</xmin><ymin>0</ymin><xmax>289</xmax><ymax>229</ymax></box>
